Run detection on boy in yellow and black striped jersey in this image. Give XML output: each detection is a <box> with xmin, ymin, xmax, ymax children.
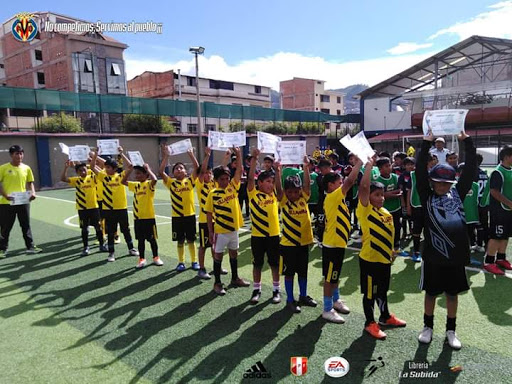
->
<box><xmin>61</xmin><ymin>161</ymin><xmax>106</xmax><ymax>256</ymax></box>
<box><xmin>321</xmin><ymin>160</ymin><xmax>362</xmax><ymax>323</ymax></box>
<box><xmin>205</xmin><ymin>147</ymin><xmax>250</xmax><ymax>296</ymax></box>
<box><xmin>122</xmin><ymin>163</ymin><xmax>162</xmax><ymax>269</ymax></box>
<box><xmin>357</xmin><ymin>160</ymin><xmax>407</xmax><ymax>340</ymax></box>
<box><xmin>247</xmin><ymin>148</ymin><xmax>282</xmax><ymax>305</ymax></box>
<box><xmin>160</xmin><ymin>146</ymin><xmax>200</xmax><ymax>272</ymax></box>
<box><xmin>277</xmin><ymin>155</ymin><xmax>318</xmax><ymax>313</ymax></box>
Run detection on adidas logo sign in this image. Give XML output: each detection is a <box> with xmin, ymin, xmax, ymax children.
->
<box><xmin>243</xmin><ymin>361</ymin><xmax>272</xmax><ymax>379</ymax></box>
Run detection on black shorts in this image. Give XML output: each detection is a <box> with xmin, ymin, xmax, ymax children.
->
<box><xmin>346</xmin><ymin>198</ymin><xmax>358</xmax><ymax>212</ymax></box>
<box><xmin>198</xmin><ymin>222</ymin><xmax>212</xmax><ymax>248</ymax></box>
<box><xmin>322</xmin><ymin>247</ymin><xmax>346</xmax><ymax>284</ymax></box>
<box><xmin>78</xmin><ymin>208</ymin><xmax>101</xmax><ymax>229</ymax></box>
<box><xmin>412</xmin><ymin>207</ymin><xmax>424</xmax><ymax>236</ymax></box>
<box><xmin>135</xmin><ymin>219</ymin><xmax>157</xmax><ymax>241</ymax></box>
<box><xmin>102</xmin><ymin>209</ymin><xmax>130</xmax><ymax>234</ymax></box>
<box><xmin>489</xmin><ymin>207</ymin><xmax>512</xmax><ymax>240</ymax></box>
<box><xmin>280</xmin><ymin>245</ymin><xmax>309</xmax><ymax>277</ymax></box>
<box><xmin>172</xmin><ymin>215</ymin><xmax>196</xmax><ymax>242</ymax></box>
<box><xmin>251</xmin><ymin>236</ymin><xmax>280</xmax><ymax>267</ymax></box>
<box><xmin>359</xmin><ymin>258</ymin><xmax>391</xmax><ymax>299</ymax></box>
<box><xmin>419</xmin><ymin>261</ymin><xmax>469</xmax><ymax>296</ymax></box>
<box><xmin>98</xmin><ymin>201</ymin><xmax>106</xmax><ymax>218</ymax></box>
<box><xmin>308</xmin><ymin>203</ymin><xmax>318</xmax><ymax>216</ymax></box>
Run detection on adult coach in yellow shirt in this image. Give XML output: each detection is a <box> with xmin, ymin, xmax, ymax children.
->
<box><xmin>0</xmin><ymin>145</ymin><xmax>42</xmax><ymax>256</ymax></box>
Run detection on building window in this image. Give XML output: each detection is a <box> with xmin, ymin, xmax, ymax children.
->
<box><xmin>317</xmin><ymin>81</ymin><xmax>322</xmax><ymax>85</ymax></box>
<box><xmin>84</xmin><ymin>59</ymin><xmax>93</xmax><ymax>73</ymax></box>
<box><xmin>337</xmin><ymin>96</ymin><xmax>341</xmax><ymax>103</ymax></box>
<box><xmin>206</xmin><ymin>124</ymin><xmax>216</xmax><ymax>131</ymax></box>
<box><xmin>187</xmin><ymin>123</ymin><xmax>197</xmax><ymax>133</ymax></box>
<box><xmin>254</xmin><ymin>85</ymin><xmax>261</xmax><ymax>94</ymax></box>
<box><xmin>209</xmin><ymin>80</ymin><xmax>234</xmax><ymax>90</ymax></box>
<box><xmin>321</xmin><ymin>108</ymin><xmax>330</xmax><ymax>114</ymax></box>
<box><xmin>320</xmin><ymin>95</ymin><xmax>330</xmax><ymax>103</ymax></box>
<box><xmin>110</xmin><ymin>63</ymin><xmax>121</xmax><ymax>76</ymax></box>
<box><xmin>37</xmin><ymin>72</ymin><xmax>45</xmax><ymax>85</ymax></box>
<box><xmin>337</xmin><ymin>109</ymin><xmax>341</xmax><ymax>115</ymax></box>
<box><xmin>0</xmin><ymin>64</ymin><xmax>4</xmax><ymax>69</ymax></box>
<box><xmin>34</xmin><ymin>50</ymin><xmax>43</xmax><ymax>61</ymax></box>
<box><xmin>187</xmin><ymin>77</ymin><xmax>196</xmax><ymax>87</ymax></box>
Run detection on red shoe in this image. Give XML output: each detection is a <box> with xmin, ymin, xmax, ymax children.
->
<box><xmin>483</xmin><ymin>263</ymin><xmax>505</xmax><ymax>275</ymax></box>
<box><xmin>379</xmin><ymin>314</ymin><xmax>407</xmax><ymax>327</ymax></box>
<box><xmin>364</xmin><ymin>322</ymin><xmax>387</xmax><ymax>340</ymax></box>
<box><xmin>496</xmin><ymin>259</ymin><xmax>512</xmax><ymax>270</ymax></box>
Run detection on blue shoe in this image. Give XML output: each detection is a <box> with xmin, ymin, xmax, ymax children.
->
<box><xmin>470</xmin><ymin>258</ymin><xmax>483</xmax><ymax>267</ymax></box>
<box><xmin>411</xmin><ymin>252</ymin><xmax>422</xmax><ymax>262</ymax></box>
<box><xmin>397</xmin><ymin>249</ymin><xmax>410</xmax><ymax>257</ymax></box>
<box><xmin>191</xmin><ymin>262</ymin><xmax>200</xmax><ymax>271</ymax></box>
<box><xmin>176</xmin><ymin>263</ymin><xmax>186</xmax><ymax>272</ymax></box>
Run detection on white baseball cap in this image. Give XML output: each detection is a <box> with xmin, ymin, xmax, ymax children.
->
<box><xmin>435</xmin><ymin>137</ymin><xmax>445</xmax><ymax>143</ymax></box>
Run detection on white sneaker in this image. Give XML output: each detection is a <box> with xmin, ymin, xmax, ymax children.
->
<box><xmin>322</xmin><ymin>309</ymin><xmax>345</xmax><ymax>324</ymax></box>
<box><xmin>136</xmin><ymin>259</ymin><xmax>147</xmax><ymax>269</ymax></box>
<box><xmin>107</xmin><ymin>253</ymin><xmax>115</xmax><ymax>262</ymax></box>
<box><xmin>352</xmin><ymin>237</ymin><xmax>362</xmax><ymax>243</ymax></box>
<box><xmin>351</xmin><ymin>232</ymin><xmax>361</xmax><ymax>239</ymax></box>
<box><xmin>418</xmin><ymin>327</ymin><xmax>433</xmax><ymax>344</ymax></box>
<box><xmin>445</xmin><ymin>330</ymin><xmax>462</xmax><ymax>350</ymax></box>
<box><xmin>129</xmin><ymin>248</ymin><xmax>140</xmax><ymax>256</ymax></box>
<box><xmin>475</xmin><ymin>245</ymin><xmax>485</xmax><ymax>253</ymax></box>
<box><xmin>333</xmin><ymin>299</ymin><xmax>350</xmax><ymax>314</ymax></box>
<box><xmin>153</xmin><ymin>257</ymin><xmax>164</xmax><ymax>266</ymax></box>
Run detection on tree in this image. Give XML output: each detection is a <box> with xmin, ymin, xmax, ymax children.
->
<box><xmin>123</xmin><ymin>114</ymin><xmax>174</xmax><ymax>133</ymax></box>
<box><xmin>36</xmin><ymin>112</ymin><xmax>82</xmax><ymax>133</ymax></box>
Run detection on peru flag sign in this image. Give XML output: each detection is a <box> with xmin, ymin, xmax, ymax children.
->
<box><xmin>291</xmin><ymin>357</ymin><xmax>308</xmax><ymax>376</ymax></box>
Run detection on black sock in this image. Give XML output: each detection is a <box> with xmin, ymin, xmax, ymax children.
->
<box><xmin>229</xmin><ymin>257</ymin><xmax>238</xmax><ymax>280</ymax></box>
<box><xmin>138</xmin><ymin>241</ymin><xmax>145</xmax><ymax>258</ymax></box>
<box><xmin>497</xmin><ymin>252</ymin><xmax>506</xmax><ymax>261</ymax></box>
<box><xmin>213</xmin><ymin>259</ymin><xmax>222</xmax><ymax>284</ymax></box>
<box><xmin>446</xmin><ymin>316</ymin><xmax>456</xmax><ymax>331</ymax></box>
<box><xmin>424</xmin><ymin>314</ymin><xmax>434</xmax><ymax>329</ymax></box>
<box><xmin>363</xmin><ymin>297</ymin><xmax>375</xmax><ymax>326</ymax></box>
<box><xmin>377</xmin><ymin>296</ymin><xmax>390</xmax><ymax>322</ymax></box>
<box><xmin>150</xmin><ymin>239</ymin><xmax>158</xmax><ymax>257</ymax></box>
<box><xmin>485</xmin><ymin>253</ymin><xmax>496</xmax><ymax>264</ymax></box>
<box><xmin>81</xmin><ymin>229</ymin><xmax>89</xmax><ymax>248</ymax></box>
<box><xmin>413</xmin><ymin>236</ymin><xmax>420</xmax><ymax>253</ymax></box>
<box><xmin>96</xmin><ymin>226</ymin><xmax>104</xmax><ymax>245</ymax></box>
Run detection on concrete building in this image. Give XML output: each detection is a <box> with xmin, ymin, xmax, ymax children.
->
<box><xmin>127</xmin><ymin>70</ymin><xmax>271</xmax><ymax>133</ymax></box>
<box><xmin>280</xmin><ymin>77</ymin><xmax>344</xmax><ymax>133</ymax></box>
<box><xmin>0</xmin><ymin>12</ymin><xmax>128</xmax><ymax>131</ymax></box>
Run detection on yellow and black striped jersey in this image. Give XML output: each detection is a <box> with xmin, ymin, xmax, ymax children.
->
<box><xmin>205</xmin><ymin>179</ymin><xmax>243</xmax><ymax>234</ymax></box>
<box><xmin>248</xmin><ymin>188</ymin><xmax>280</xmax><ymax>237</ymax></box>
<box><xmin>69</xmin><ymin>175</ymin><xmax>98</xmax><ymax>210</ymax></box>
<box><xmin>165</xmin><ymin>177</ymin><xmax>195</xmax><ymax>217</ymax></box>
<box><xmin>280</xmin><ymin>193</ymin><xmax>313</xmax><ymax>246</ymax></box>
<box><xmin>356</xmin><ymin>202</ymin><xmax>394</xmax><ymax>264</ymax></box>
<box><xmin>195</xmin><ymin>179</ymin><xmax>215</xmax><ymax>224</ymax></box>
<box><xmin>323</xmin><ymin>187</ymin><xmax>351</xmax><ymax>248</ymax></box>
<box><xmin>97</xmin><ymin>171</ymin><xmax>127</xmax><ymax>210</ymax></box>
<box><xmin>128</xmin><ymin>181</ymin><xmax>156</xmax><ymax>220</ymax></box>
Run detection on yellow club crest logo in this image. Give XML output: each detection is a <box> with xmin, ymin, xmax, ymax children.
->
<box><xmin>12</xmin><ymin>13</ymin><xmax>38</xmax><ymax>42</ymax></box>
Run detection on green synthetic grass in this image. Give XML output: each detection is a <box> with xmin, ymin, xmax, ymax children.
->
<box><xmin>0</xmin><ymin>185</ymin><xmax>511</xmax><ymax>384</ymax></box>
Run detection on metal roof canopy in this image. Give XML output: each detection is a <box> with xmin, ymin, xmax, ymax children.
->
<box><xmin>358</xmin><ymin>35</ymin><xmax>512</xmax><ymax>100</ymax></box>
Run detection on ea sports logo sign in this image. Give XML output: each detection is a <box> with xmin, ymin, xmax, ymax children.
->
<box><xmin>12</xmin><ymin>13</ymin><xmax>38</xmax><ymax>42</ymax></box>
<box><xmin>324</xmin><ymin>356</ymin><xmax>350</xmax><ymax>378</ymax></box>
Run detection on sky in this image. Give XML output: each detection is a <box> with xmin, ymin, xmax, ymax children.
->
<box><xmin>2</xmin><ymin>0</ymin><xmax>512</xmax><ymax>90</ymax></box>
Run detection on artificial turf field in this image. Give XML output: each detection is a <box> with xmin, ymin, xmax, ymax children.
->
<box><xmin>0</xmin><ymin>184</ymin><xmax>511</xmax><ymax>384</ymax></box>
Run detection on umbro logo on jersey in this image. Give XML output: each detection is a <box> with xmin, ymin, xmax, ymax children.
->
<box><xmin>243</xmin><ymin>361</ymin><xmax>271</xmax><ymax>379</ymax></box>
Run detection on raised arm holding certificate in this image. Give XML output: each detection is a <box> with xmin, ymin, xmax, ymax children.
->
<box><xmin>422</xmin><ymin>109</ymin><xmax>468</xmax><ymax>136</ymax></box>
<box><xmin>276</xmin><ymin>141</ymin><xmax>306</xmax><ymax>164</ymax></box>
<box><xmin>97</xmin><ymin>139</ymin><xmax>120</xmax><ymax>155</ymax></box>
<box><xmin>68</xmin><ymin>145</ymin><xmax>91</xmax><ymax>162</ymax></box>
<box><xmin>168</xmin><ymin>139</ymin><xmax>193</xmax><ymax>156</ymax></box>
<box><xmin>217</xmin><ymin>131</ymin><xmax>246</xmax><ymax>149</ymax></box>
<box><xmin>340</xmin><ymin>132</ymin><xmax>374</xmax><ymax>162</ymax></box>
<box><xmin>128</xmin><ymin>151</ymin><xmax>144</xmax><ymax>166</ymax></box>
<box><xmin>257</xmin><ymin>131</ymin><xmax>281</xmax><ymax>153</ymax></box>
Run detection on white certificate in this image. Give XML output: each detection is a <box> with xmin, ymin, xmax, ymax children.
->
<box><xmin>168</xmin><ymin>139</ymin><xmax>193</xmax><ymax>156</ymax></box>
<box><xmin>339</xmin><ymin>132</ymin><xmax>373</xmax><ymax>163</ymax></box>
<box><xmin>10</xmin><ymin>191</ymin><xmax>31</xmax><ymax>206</ymax></box>
<box><xmin>257</xmin><ymin>131</ymin><xmax>281</xmax><ymax>153</ymax></box>
<box><xmin>59</xmin><ymin>142</ymin><xmax>69</xmax><ymax>155</ymax></box>
<box><xmin>97</xmin><ymin>139</ymin><xmax>120</xmax><ymax>155</ymax></box>
<box><xmin>208</xmin><ymin>131</ymin><xmax>222</xmax><ymax>150</ymax></box>
<box><xmin>423</xmin><ymin>109</ymin><xmax>468</xmax><ymax>136</ymax></box>
<box><xmin>128</xmin><ymin>151</ymin><xmax>144</xmax><ymax>166</ymax></box>
<box><xmin>217</xmin><ymin>131</ymin><xmax>246</xmax><ymax>149</ymax></box>
<box><xmin>276</xmin><ymin>141</ymin><xmax>306</xmax><ymax>165</ymax></box>
<box><xmin>68</xmin><ymin>145</ymin><xmax>90</xmax><ymax>162</ymax></box>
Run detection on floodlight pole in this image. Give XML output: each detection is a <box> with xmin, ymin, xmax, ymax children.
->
<box><xmin>190</xmin><ymin>46</ymin><xmax>205</xmax><ymax>162</ymax></box>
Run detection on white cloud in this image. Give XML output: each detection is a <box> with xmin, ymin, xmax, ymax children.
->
<box><xmin>387</xmin><ymin>42</ymin><xmax>433</xmax><ymax>55</ymax></box>
<box><xmin>429</xmin><ymin>0</ymin><xmax>512</xmax><ymax>40</ymax></box>
<box><xmin>126</xmin><ymin>51</ymin><xmax>433</xmax><ymax>91</ymax></box>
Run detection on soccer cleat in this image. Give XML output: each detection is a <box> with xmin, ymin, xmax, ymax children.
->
<box><xmin>191</xmin><ymin>262</ymin><xmax>200</xmax><ymax>271</ymax></box>
<box><xmin>379</xmin><ymin>314</ymin><xmax>407</xmax><ymax>327</ymax></box>
<box><xmin>286</xmin><ymin>301</ymin><xmax>301</xmax><ymax>313</ymax></box>
<box><xmin>107</xmin><ymin>253</ymin><xmax>115</xmax><ymax>262</ymax></box>
<box><xmin>483</xmin><ymin>263</ymin><xmax>505</xmax><ymax>275</ymax></box>
<box><xmin>176</xmin><ymin>263</ymin><xmax>186</xmax><ymax>272</ymax></box>
<box><xmin>445</xmin><ymin>330</ymin><xmax>462</xmax><ymax>350</ymax></box>
<box><xmin>213</xmin><ymin>283</ymin><xmax>226</xmax><ymax>296</ymax></box>
<box><xmin>470</xmin><ymin>258</ymin><xmax>483</xmax><ymax>267</ymax></box>
<box><xmin>333</xmin><ymin>299</ymin><xmax>350</xmax><ymax>314</ymax></box>
<box><xmin>231</xmin><ymin>277</ymin><xmax>250</xmax><ymax>287</ymax></box>
<box><xmin>26</xmin><ymin>246</ymin><xmax>43</xmax><ymax>254</ymax></box>
<box><xmin>272</xmin><ymin>291</ymin><xmax>281</xmax><ymax>304</ymax></box>
<box><xmin>197</xmin><ymin>269</ymin><xmax>211</xmax><ymax>280</ymax></box>
<box><xmin>322</xmin><ymin>309</ymin><xmax>345</xmax><ymax>324</ymax></box>
<box><xmin>365</xmin><ymin>322</ymin><xmax>387</xmax><ymax>340</ymax></box>
<box><xmin>114</xmin><ymin>235</ymin><xmax>121</xmax><ymax>244</ymax></box>
<box><xmin>496</xmin><ymin>259</ymin><xmax>512</xmax><ymax>270</ymax></box>
<box><xmin>81</xmin><ymin>247</ymin><xmax>90</xmax><ymax>256</ymax></box>
<box><xmin>0</xmin><ymin>249</ymin><xmax>7</xmax><ymax>258</ymax></box>
<box><xmin>418</xmin><ymin>327</ymin><xmax>433</xmax><ymax>344</ymax></box>
<box><xmin>397</xmin><ymin>249</ymin><xmax>410</xmax><ymax>257</ymax></box>
<box><xmin>250</xmin><ymin>290</ymin><xmax>261</xmax><ymax>304</ymax></box>
<box><xmin>221</xmin><ymin>268</ymin><xmax>228</xmax><ymax>275</ymax></box>
<box><xmin>153</xmin><ymin>257</ymin><xmax>164</xmax><ymax>266</ymax></box>
<box><xmin>136</xmin><ymin>258</ymin><xmax>147</xmax><ymax>269</ymax></box>
<box><xmin>474</xmin><ymin>245</ymin><xmax>485</xmax><ymax>253</ymax></box>
<box><xmin>99</xmin><ymin>244</ymin><xmax>108</xmax><ymax>252</ymax></box>
<box><xmin>129</xmin><ymin>248</ymin><xmax>139</xmax><ymax>257</ymax></box>
<box><xmin>351</xmin><ymin>231</ymin><xmax>361</xmax><ymax>240</ymax></box>
<box><xmin>411</xmin><ymin>252</ymin><xmax>422</xmax><ymax>262</ymax></box>
<box><xmin>298</xmin><ymin>295</ymin><xmax>318</xmax><ymax>307</ymax></box>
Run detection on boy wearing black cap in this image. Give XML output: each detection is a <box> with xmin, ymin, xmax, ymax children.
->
<box><xmin>0</xmin><ymin>145</ymin><xmax>41</xmax><ymax>256</ymax></box>
<box><xmin>416</xmin><ymin>131</ymin><xmax>476</xmax><ymax>350</ymax></box>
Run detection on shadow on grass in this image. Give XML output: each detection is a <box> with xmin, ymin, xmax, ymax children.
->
<box><xmin>470</xmin><ymin>271</ymin><xmax>512</xmax><ymax>326</ymax></box>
